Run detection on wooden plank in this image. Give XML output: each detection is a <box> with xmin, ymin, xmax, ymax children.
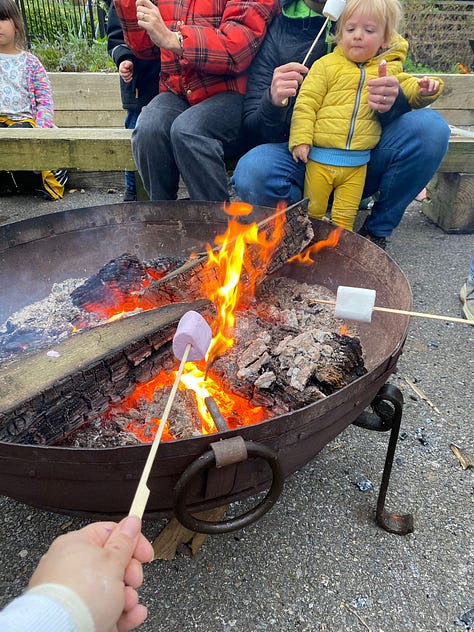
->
<box><xmin>423</xmin><ymin>172</ymin><xmax>474</xmax><ymax>233</ymax></box>
<box><xmin>152</xmin><ymin>507</ymin><xmax>229</xmax><ymax>560</ymax></box>
<box><xmin>0</xmin><ymin>127</ymin><xmax>135</xmax><ymax>171</ymax></box>
<box><xmin>413</xmin><ymin>74</ymin><xmax>474</xmax><ymax>127</ymax></box>
<box><xmin>49</xmin><ymin>72</ymin><xmax>123</xmax><ymax>112</ymax></box>
<box><xmin>437</xmin><ymin>137</ymin><xmax>474</xmax><ymax>173</ymax></box>
<box><xmin>0</xmin><ymin>301</ymin><xmax>207</xmax><ymax>415</ymax></box>
<box><xmin>54</xmin><ymin>110</ymin><xmax>125</xmax><ymax>128</ymax></box>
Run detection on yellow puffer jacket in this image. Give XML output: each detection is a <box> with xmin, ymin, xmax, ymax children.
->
<box><xmin>289</xmin><ymin>34</ymin><xmax>443</xmax><ymax>153</ymax></box>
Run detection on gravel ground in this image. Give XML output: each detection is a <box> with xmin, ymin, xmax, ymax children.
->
<box><xmin>0</xmin><ymin>185</ymin><xmax>473</xmax><ymax>632</ymax></box>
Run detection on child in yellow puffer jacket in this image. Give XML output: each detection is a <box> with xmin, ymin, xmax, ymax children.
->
<box><xmin>289</xmin><ymin>0</ymin><xmax>443</xmax><ymax>232</ymax></box>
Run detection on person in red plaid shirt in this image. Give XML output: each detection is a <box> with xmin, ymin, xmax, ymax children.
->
<box><xmin>114</xmin><ymin>0</ymin><xmax>278</xmax><ymax>201</ymax></box>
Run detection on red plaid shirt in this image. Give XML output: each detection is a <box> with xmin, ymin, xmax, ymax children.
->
<box><xmin>114</xmin><ymin>0</ymin><xmax>278</xmax><ymax>105</ymax></box>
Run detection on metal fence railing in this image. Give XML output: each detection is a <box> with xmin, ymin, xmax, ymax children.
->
<box><xmin>16</xmin><ymin>0</ymin><xmax>107</xmax><ymax>44</ymax></box>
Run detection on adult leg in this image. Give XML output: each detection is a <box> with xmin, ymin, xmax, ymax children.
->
<box><xmin>231</xmin><ymin>142</ymin><xmax>305</xmax><ymax>207</ymax></box>
<box><xmin>171</xmin><ymin>92</ymin><xmax>244</xmax><ymax>202</ymax></box>
<box><xmin>131</xmin><ymin>92</ymin><xmax>188</xmax><ymax>200</ymax></box>
<box><xmin>361</xmin><ymin>109</ymin><xmax>450</xmax><ymax>237</ymax></box>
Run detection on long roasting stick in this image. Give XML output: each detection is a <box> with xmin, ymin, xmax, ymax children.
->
<box><xmin>312</xmin><ymin>297</ymin><xmax>472</xmax><ymax>325</ymax></box>
<box><xmin>129</xmin><ymin>343</ymin><xmax>191</xmax><ymax>519</ymax></box>
<box><xmin>302</xmin><ymin>17</ymin><xmax>330</xmax><ymax>66</ymax></box>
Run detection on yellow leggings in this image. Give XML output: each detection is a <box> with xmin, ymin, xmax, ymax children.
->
<box><xmin>304</xmin><ymin>160</ymin><xmax>367</xmax><ymax>231</ymax></box>
<box><xmin>0</xmin><ymin>116</ymin><xmax>36</xmax><ymax>127</ymax></box>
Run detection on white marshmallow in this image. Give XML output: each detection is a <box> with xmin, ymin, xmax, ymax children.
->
<box><xmin>323</xmin><ymin>0</ymin><xmax>346</xmax><ymax>21</ymax></box>
<box><xmin>172</xmin><ymin>310</ymin><xmax>212</xmax><ymax>361</ymax></box>
<box><xmin>334</xmin><ymin>286</ymin><xmax>376</xmax><ymax>323</ymax></box>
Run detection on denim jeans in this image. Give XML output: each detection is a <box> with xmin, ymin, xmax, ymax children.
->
<box><xmin>124</xmin><ymin>109</ymin><xmax>140</xmax><ymax>194</ymax></box>
<box><xmin>231</xmin><ymin>108</ymin><xmax>450</xmax><ymax>237</ymax></box>
<box><xmin>132</xmin><ymin>91</ymin><xmax>244</xmax><ymax>201</ymax></box>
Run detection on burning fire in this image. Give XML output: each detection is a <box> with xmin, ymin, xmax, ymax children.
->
<box><xmin>288</xmin><ymin>226</ymin><xmax>343</xmax><ymax>265</ymax></box>
<box><xmin>202</xmin><ymin>201</ymin><xmax>286</xmax><ymax>364</ymax></box>
<box><xmin>102</xmin><ymin>203</ymin><xmax>342</xmax><ymax>443</ymax></box>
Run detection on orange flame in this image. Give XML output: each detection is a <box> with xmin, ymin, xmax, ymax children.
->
<box><xmin>287</xmin><ymin>226</ymin><xmax>343</xmax><ymax>265</ymax></box>
<box><xmin>104</xmin><ymin>208</ymin><xmax>343</xmax><ymax>443</ymax></box>
<box><xmin>201</xmin><ymin>201</ymin><xmax>286</xmax><ymax>365</ymax></box>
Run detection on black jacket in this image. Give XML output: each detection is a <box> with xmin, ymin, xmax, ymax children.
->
<box><xmin>243</xmin><ymin>0</ymin><xmax>411</xmax><ymax>145</ymax></box>
<box><xmin>107</xmin><ymin>2</ymin><xmax>160</xmax><ymax>111</ymax></box>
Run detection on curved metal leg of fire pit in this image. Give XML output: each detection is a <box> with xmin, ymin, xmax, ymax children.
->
<box><xmin>353</xmin><ymin>383</ymin><xmax>414</xmax><ymax>535</ymax></box>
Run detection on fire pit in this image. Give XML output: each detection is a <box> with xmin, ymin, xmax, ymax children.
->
<box><xmin>0</xmin><ymin>201</ymin><xmax>413</xmax><ymax>534</ymax></box>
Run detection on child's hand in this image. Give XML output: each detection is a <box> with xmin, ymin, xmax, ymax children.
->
<box><xmin>417</xmin><ymin>76</ymin><xmax>439</xmax><ymax>96</ymax></box>
<box><xmin>292</xmin><ymin>144</ymin><xmax>310</xmax><ymax>164</ymax></box>
<box><xmin>119</xmin><ymin>60</ymin><xmax>134</xmax><ymax>83</ymax></box>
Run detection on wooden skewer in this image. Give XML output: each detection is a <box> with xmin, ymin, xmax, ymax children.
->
<box><xmin>129</xmin><ymin>343</ymin><xmax>191</xmax><ymax>519</ymax></box>
<box><xmin>302</xmin><ymin>17</ymin><xmax>330</xmax><ymax>66</ymax></box>
<box><xmin>281</xmin><ymin>16</ymin><xmax>329</xmax><ymax>106</ymax></box>
<box><xmin>312</xmin><ymin>298</ymin><xmax>473</xmax><ymax>325</ymax></box>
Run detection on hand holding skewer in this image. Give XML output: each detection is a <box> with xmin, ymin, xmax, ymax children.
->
<box><xmin>129</xmin><ymin>311</ymin><xmax>212</xmax><ymax>519</ymax></box>
<box><xmin>277</xmin><ymin>0</ymin><xmax>346</xmax><ymax>107</ymax></box>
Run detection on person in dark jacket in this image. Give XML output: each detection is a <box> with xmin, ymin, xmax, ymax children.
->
<box><xmin>107</xmin><ymin>1</ymin><xmax>159</xmax><ymax>201</ymax></box>
<box><xmin>231</xmin><ymin>0</ymin><xmax>451</xmax><ymax>250</ymax></box>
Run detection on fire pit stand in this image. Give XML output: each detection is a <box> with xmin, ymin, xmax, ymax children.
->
<box><xmin>0</xmin><ymin>201</ymin><xmax>415</xmax><ymax>537</ymax></box>
<box><xmin>171</xmin><ymin>382</ymin><xmax>413</xmax><ymax>536</ymax></box>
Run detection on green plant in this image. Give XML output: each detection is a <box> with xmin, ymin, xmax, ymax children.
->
<box><xmin>401</xmin><ymin>0</ymin><xmax>474</xmax><ymax>72</ymax></box>
<box><xmin>31</xmin><ymin>34</ymin><xmax>115</xmax><ymax>72</ymax></box>
<box><xmin>403</xmin><ymin>58</ymin><xmax>437</xmax><ymax>75</ymax></box>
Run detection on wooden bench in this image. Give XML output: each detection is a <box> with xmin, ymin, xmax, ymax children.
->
<box><xmin>416</xmin><ymin>73</ymin><xmax>474</xmax><ymax>233</ymax></box>
<box><xmin>0</xmin><ymin>72</ymin><xmax>134</xmax><ymax>191</ymax></box>
<box><xmin>0</xmin><ymin>72</ymin><xmax>472</xmax><ymax>231</ymax></box>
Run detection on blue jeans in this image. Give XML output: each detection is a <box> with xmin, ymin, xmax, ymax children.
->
<box><xmin>231</xmin><ymin>109</ymin><xmax>450</xmax><ymax>237</ymax></box>
<box><xmin>125</xmin><ymin>109</ymin><xmax>140</xmax><ymax>194</ymax></box>
<box><xmin>132</xmin><ymin>91</ymin><xmax>244</xmax><ymax>201</ymax></box>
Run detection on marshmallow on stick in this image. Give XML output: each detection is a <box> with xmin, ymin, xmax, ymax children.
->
<box><xmin>129</xmin><ymin>311</ymin><xmax>212</xmax><ymax>519</ymax></box>
<box><xmin>281</xmin><ymin>0</ymin><xmax>345</xmax><ymax>105</ymax></box>
<box><xmin>302</xmin><ymin>0</ymin><xmax>346</xmax><ymax>65</ymax></box>
<box><xmin>316</xmin><ymin>286</ymin><xmax>473</xmax><ymax>326</ymax></box>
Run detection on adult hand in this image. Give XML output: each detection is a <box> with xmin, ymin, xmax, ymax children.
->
<box><xmin>292</xmin><ymin>144</ymin><xmax>310</xmax><ymax>164</ymax></box>
<box><xmin>29</xmin><ymin>516</ymin><xmax>154</xmax><ymax>632</ymax></box>
<box><xmin>119</xmin><ymin>60</ymin><xmax>134</xmax><ymax>83</ymax></box>
<box><xmin>270</xmin><ymin>62</ymin><xmax>308</xmax><ymax>107</ymax></box>
<box><xmin>135</xmin><ymin>0</ymin><xmax>180</xmax><ymax>54</ymax></box>
<box><xmin>367</xmin><ymin>59</ymin><xmax>399</xmax><ymax>113</ymax></box>
<box><xmin>417</xmin><ymin>75</ymin><xmax>440</xmax><ymax>97</ymax></box>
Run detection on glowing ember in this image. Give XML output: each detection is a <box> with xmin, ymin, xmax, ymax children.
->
<box><xmin>103</xmin><ymin>207</ymin><xmax>342</xmax><ymax>444</ymax></box>
<box><xmin>106</xmin><ymin>361</ymin><xmax>265</xmax><ymax>443</ymax></box>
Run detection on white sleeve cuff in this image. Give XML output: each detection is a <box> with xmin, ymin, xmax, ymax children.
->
<box><xmin>27</xmin><ymin>583</ymin><xmax>95</xmax><ymax>632</ymax></box>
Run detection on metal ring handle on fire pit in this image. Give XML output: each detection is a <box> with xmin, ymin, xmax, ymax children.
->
<box><xmin>173</xmin><ymin>437</ymin><xmax>284</xmax><ymax>534</ymax></box>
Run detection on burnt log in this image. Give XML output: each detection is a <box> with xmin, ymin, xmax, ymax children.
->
<box><xmin>210</xmin><ymin>277</ymin><xmax>366</xmax><ymax>414</ymax></box>
<box><xmin>137</xmin><ymin>202</ymin><xmax>313</xmax><ymax>309</ymax></box>
<box><xmin>70</xmin><ymin>254</ymin><xmax>188</xmax><ymax>315</ymax></box>
<box><xmin>0</xmin><ymin>300</ymin><xmax>210</xmax><ymax>445</ymax></box>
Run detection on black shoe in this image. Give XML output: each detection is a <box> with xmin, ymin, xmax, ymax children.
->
<box><xmin>123</xmin><ymin>189</ymin><xmax>136</xmax><ymax>202</ymax></box>
<box><xmin>357</xmin><ymin>222</ymin><xmax>387</xmax><ymax>250</ymax></box>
